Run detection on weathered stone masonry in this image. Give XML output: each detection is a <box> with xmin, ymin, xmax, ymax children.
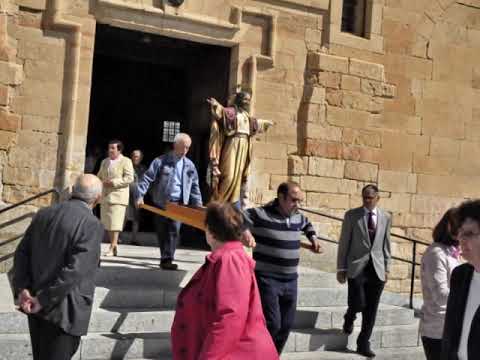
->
<box><xmin>0</xmin><ymin>0</ymin><xmax>479</xmax><ymax>293</ymax></box>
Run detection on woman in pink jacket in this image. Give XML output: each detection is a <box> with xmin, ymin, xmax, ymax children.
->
<box><xmin>171</xmin><ymin>202</ymin><xmax>279</xmax><ymax>360</ymax></box>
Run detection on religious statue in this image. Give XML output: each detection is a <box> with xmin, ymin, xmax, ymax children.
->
<box><xmin>207</xmin><ymin>90</ymin><xmax>274</xmax><ymax>206</ymax></box>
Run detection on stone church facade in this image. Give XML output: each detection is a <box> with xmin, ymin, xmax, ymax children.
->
<box><xmin>0</xmin><ymin>0</ymin><xmax>479</xmax><ymax>292</ymax></box>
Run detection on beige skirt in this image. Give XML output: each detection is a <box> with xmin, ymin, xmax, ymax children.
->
<box><xmin>101</xmin><ymin>203</ymin><xmax>127</xmax><ymax>231</ymax></box>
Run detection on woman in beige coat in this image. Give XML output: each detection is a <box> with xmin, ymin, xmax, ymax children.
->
<box><xmin>97</xmin><ymin>140</ymin><xmax>134</xmax><ymax>256</ymax></box>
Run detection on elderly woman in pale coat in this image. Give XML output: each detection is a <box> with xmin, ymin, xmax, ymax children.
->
<box><xmin>97</xmin><ymin>140</ymin><xmax>134</xmax><ymax>256</ymax></box>
<box><xmin>420</xmin><ymin>208</ymin><xmax>461</xmax><ymax>360</ymax></box>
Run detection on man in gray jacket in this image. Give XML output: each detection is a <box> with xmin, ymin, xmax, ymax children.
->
<box><xmin>136</xmin><ymin>133</ymin><xmax>202</xmax><ymax>270</ymax></box>
<box><xmin>12</xmin><ymin>174</ymin><xmax>104</xmax><ymax>360</ymax></box>
<box><xmin>337</xmin><ymin>184</ymin><xmax>392</xmax><ymax>358</ymax></box>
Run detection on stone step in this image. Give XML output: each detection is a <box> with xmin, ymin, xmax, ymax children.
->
<box><xmin>97</xmin><ymin>244</ymin><xmax>339</xmax><ymax>289</ymax></box>
<box><xmin>0</xmin><ymin>322</ymin><xmax>420</xmax><ymax>359</ymax></box>
<box><xmin>281</xmin><ymin>347</ymin><xmax>426</xmax><ymax>360</ymax></box>
<box><xmin>127</xmin><ymin>350</ymin><xmax>427</xmax><ymax>360</ymax></box>
<box><xmin>284</xmin><ymin>323</ymin><xmax>420</xmax><ymax>353</ymax></box>
<box><xmin>92</xmin><ymin>287</ymin><xmax>179</xmax><ymax>310</ymax></box>
<box><xmin>0</xmin><ymin>303</ymin><xmax>416</xmax><ymax>335</ymax></box>
<box><xmin>294</xmin><ymin>304</ymin><xmax>415</xmax><ymax>328</ymax></box>
<box><xmin>96</xmin><ymin>263</ymin><xmax>338</xmax><ymax>290</ymax></box>
<box><xmin>90</xmin><ymin>286</ymin><xmax>348</xmax><ymax>309</ymax></box>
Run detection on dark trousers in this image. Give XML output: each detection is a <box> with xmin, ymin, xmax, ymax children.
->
<box><xmin>28</xmin><ymin>315</ymin><xmax>80</xmax><ymax>360</ymax></box>
<box><xmin>346</xmin><ymin>261</ymin><xmax>385</xmax><ymax>348</ymax></box>
<box><xmin>153</xmin><ymin>215</ymin><xmax>181</xmax><ymax>262</ymax></box>
<box><xmin>421</xmin><ymin>336</ymin><xmax>442</xmax><ymax>360</ymax></box>
<box><xmin>255</xmin><ymin>273</ymin><xmax>297</xmax><ymax>354</ymax></box>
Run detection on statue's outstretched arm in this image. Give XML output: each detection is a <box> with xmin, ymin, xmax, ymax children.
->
<box><xmin>206</xmin><ymin>97</ymin><xmax>224</xmax><ymax>120</ymax></box>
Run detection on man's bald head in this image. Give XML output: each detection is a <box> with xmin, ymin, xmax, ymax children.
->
<box><xmin>72</xmin><ymin>174</ymin><xmax>102</xmax><ymax>206</ymax></box>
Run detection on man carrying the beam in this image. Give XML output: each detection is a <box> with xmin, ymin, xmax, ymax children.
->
<box><xmin>242</xmin><ymin>181</ymin><xmax>323</xmax><ymax>355</ymax></box>
<box><xmin>136</xmin><ymin>133</ymin><xmax>203</xmax><ymax>270</ymax></box>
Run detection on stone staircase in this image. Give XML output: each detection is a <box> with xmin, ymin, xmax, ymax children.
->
<box><xmin>0</xmin><ymin>243</ymin><xmax>425</xmax><ymax>360</ymax></box>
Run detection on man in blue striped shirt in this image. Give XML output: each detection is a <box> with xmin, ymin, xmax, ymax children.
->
<box><xmin>244</xmin><ymin>181</ymin><xmax>323</xmax><ymax>354</ymax></box>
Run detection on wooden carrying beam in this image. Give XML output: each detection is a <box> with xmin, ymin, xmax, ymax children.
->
<box><xmin>140</xmin><ymin>203</ymin><xmax>207</xmax><ymax>231</ymax></box>
<box><xmin>140</xmin><ymin>202</ymin><xmax>313</xmax><ymax>250</ymax></box>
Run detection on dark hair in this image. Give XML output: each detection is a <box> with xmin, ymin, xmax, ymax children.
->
<box><xmin>108</xmin><ymin>139</ymin><xmax>124</xmax><ymax>152</ymax></box>
<box><xmin>277</xmin><ymin>181</ymin><xmax>300</xmax><ymax>198</ymax></box>
<box><xmin>362</xmin><ymin>184</ymin><xmax>379</xmax><ymax>195</ymax></box>
<box><xmin>234</xmin><ymin>90</ymin><xmax>252</xmax><ymax>107</ymax></box>
<box><xmin>432</xmin><ymin>208</ymin><xmax>459</xmax><ymax>247</ymax></box>
<box><xmin>457</xmin><ymin>200</ymin><xmax>480</xmax><ymax>229</ymax></box>
<box><xmin>205</xmin><ymin>202</ymin><xmax>244</xmax><ymax>242</ymax></box>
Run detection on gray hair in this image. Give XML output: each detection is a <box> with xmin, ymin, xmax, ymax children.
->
<box><xmin>71</xmin><ymin>174</ymin><xmax>103</xmax><ymax>205</ymax></box>
<box><xmin>174</xmin><ymin>132</ymin><xmax>191</xmax><ymax>145</ymax></box>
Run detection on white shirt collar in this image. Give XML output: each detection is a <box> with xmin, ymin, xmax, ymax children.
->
<box><xmin>364</xmin><ymin>207</ymin><xmax>377</xmax><ymax>216</ymax></box>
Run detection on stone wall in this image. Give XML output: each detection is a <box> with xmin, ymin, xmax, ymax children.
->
<box><xmin>0</xmin><ymin>0</ymin><xmax>479</xmax><ymax>292</ymax></box>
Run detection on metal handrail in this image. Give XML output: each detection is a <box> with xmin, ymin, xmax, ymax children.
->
<box><xmin>0</xmin><ymin>188</ymin><xmax>60</xmax><ymax>264</ymax></box>
<box><xmin>0</xmin><ymin>188</ymin><xmax>59</xmax><ymax>216</ymax></box>
<box><xmin>299</xmin><ymin>206</ymin><xmax>428</xmax><ymax>309</ymax></box>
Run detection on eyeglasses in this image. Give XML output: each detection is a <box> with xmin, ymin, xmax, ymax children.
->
<box><xmin>457</xmin><ymin>230</ymin><xmax>480</xmax><ymax>241</ymax></box>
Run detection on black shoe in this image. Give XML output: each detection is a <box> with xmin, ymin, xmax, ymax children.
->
<box><xmin>342</xmin><ymin>316</ymin><xmax>354</xmax><ymax>335</ymax></box>
<box><xmin>160</xmin><ymin>261</ymin><xmax>178</xmax><ymax>271</ymax></box>
<box><xmin>357</xmin><ymin>346</ymin><xmax>376</xmax><ymax>358</ymax></box>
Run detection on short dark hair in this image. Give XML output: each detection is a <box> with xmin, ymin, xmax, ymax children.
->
<box><xmin>205</xmin><ymin>202</ymin><xmax>244</xmax><ymax>242</ymax></box>
<box><xmin>362</xmin><ymin>184</ymin><xmax>379</xmax><ymax>195</ymax></box>
<box><xmin>131</xmin><ymin>149</ymin><xmax>143</xmax><ymax>157</ymax></box>
<box><xmin>432</xmin><ymin>208</ymin><xmax>459</xmax><ymax>247</ymax></box>
<box><xmin>277</xmin><ymin>181</ymin><xmax>300</xmax><ymax>198</ymax></box>
<box><xmin>108</xmin><ymin>139</ymin><xmax>124</xmax><ymax>152</ymax></box>
<box><xmin>457</xmin><ymin>200</ymin><xmax>480</xmax><ymax>229</ymax></box>
<box><xmin>234</xmin><ymin>90</ymin><xmax>252</xmax><ymax>106</ymax></box>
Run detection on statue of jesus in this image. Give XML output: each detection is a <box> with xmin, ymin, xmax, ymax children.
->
<box><xmin>207</xmin><ymin>90</ymin><xmax>273</xmax><ymax>206</ymax></box>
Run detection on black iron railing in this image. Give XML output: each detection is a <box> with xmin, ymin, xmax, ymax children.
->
<box><xmin>0</xmin><ymin>188</ymin><xmax>60</xmax><ymax>264</ymax></box>
<box><xmin>299</xmin><ymin>207</ymin><xmax>430</xmax><ymax>309</ymax></box>
<box><xmin>0</xmin><ymin>188</ymin><xmax>59</xmax><ymax>216</ymax></box>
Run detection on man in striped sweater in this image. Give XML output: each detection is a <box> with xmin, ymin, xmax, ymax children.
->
<box><xmin>244</xmin><ymin>181</ymin><xmax>323</xmax><ymax>354</ymax></box>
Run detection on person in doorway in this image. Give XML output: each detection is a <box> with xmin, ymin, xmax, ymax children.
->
<box><xmin>243</xmin><ymin>181</ymin><xmax>323</xmax><ymax>354</ymax></box>
<box><xmin>207</xmin><ymin>90</ymin><xmax>274</xmax><ymax>207</ymax></box>
<box><xmin>336</xmin><ymin>184</ymin><xmax>392</xmax><ymax>358</ymax></box>
<box><xmin>12</xmin><ymin>174</ymin><xmax>104</xmax><ymax>360</ymax></box>
<box><xmin>125</xmin><ymin>149</ymin><xmax>147</xmax><ymax>245</ymax></box>
<box><xmin>97</xmin><ymin>140</ymin><xmax>134</xmax><ymax>256</ymax></box>
<box><xmin>136</xmin><ymin>133</ymin><xmax>202</xmax><ymax>270</ymax></box>
<box><xmin>171</xmin><ymin>202</ymin><xmax>279</xmax><ymax>360</ymax></box>
<box><xmin>442</xmin><ymin>200</ymin><xmax>480</xmax><ymax>360</ymax></box>
<box><xmin>420</xmin><ymin>208</ymin><xmax>461</xmax><ymax>360</ymax></box>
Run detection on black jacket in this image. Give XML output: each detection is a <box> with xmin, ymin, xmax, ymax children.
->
<box><xmin>13</xmin><ymin>199</ymin><xmax>104</xmax><ymax>336</ymax></box>
<box><xmin>442</xmin><ymin>263</ymin><xmax>480</xmax><ymax>360</ymax></box>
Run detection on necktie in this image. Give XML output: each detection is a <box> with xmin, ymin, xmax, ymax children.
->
<box><xmin>368</xmin><ymin>212</ymin><xmax>376</xmax><ymax>244</ymax></box>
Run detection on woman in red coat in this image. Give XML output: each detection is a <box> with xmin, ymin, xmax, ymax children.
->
<box><xmin>171</xmin><ymin>202</ymin><xmax>279</xmax><ymax>360</ymax></box>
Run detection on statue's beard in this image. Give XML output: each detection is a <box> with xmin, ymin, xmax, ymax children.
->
<box><xmin>238</xmin><ymin>103</ymin><xmax>250</xmax><ymax>112</ymax></box>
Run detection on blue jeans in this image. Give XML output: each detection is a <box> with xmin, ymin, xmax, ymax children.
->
<box><xmin>153</xmin><ymin>215</ymin><xmax>181</xmax><ymax>263</ymax></box>
<box><xmin>255</xmin><ymin>273</ymin><xmax>298</xmax><ymax>354</ymax></box>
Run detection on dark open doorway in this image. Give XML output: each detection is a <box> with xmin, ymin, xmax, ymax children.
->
<box><xmin>86</xmin><ymin>24</ymin><xmax>231</xmax><ymax>248</ymax></box>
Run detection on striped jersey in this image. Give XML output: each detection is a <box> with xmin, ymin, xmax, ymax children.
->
<box><xmin>244</xmin><ymin>199</ymin><xmax>317</xmax><ymax>280</ymax></box>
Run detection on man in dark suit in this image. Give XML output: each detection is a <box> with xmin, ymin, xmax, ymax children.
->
<box><xmin>12</xmin><ymin>174</ymin><xmax>104</xmax><ymax>360</ymax></box>
<box><xmin>442</xmin><ymin>200</ymin><xmax>480</xmax><ymax>360</ymax></box>
<box><xmin>336</xmin><ymin>184</ymin><xmax>392</xmax><ymax>358</ymax></box>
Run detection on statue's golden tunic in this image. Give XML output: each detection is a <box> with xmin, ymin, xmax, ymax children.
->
<box><xmin>209</xmin><ymin>103</ymin><xmax>271</xmax><ymax>203</ymax></box>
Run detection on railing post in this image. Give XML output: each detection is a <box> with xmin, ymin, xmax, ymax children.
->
<box><xmin>409</xmin><ymin>241</ymin><xmax>417</xmax><ymax>309</ymax></box>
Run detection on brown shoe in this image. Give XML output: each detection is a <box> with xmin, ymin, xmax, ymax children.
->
<box><xmin>160</xmin><ymin>261</ymin><xmax>178</xmax><ymax>270</ymax></box>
